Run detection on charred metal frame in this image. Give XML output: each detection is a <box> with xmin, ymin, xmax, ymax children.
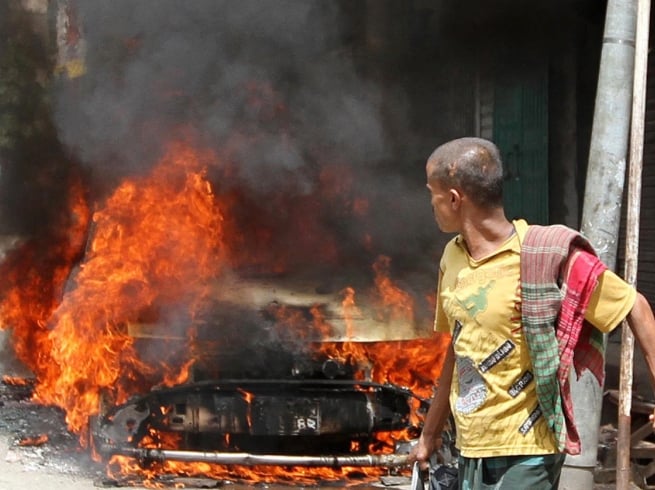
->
<box><xmin>94</xmin><ymin>378</ymin><xmax>427</xmax><ymax>467</ymax></box>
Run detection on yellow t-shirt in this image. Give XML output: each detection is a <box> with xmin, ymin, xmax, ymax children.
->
<box><xmin>434</xmin><ymin>220</ymin><xmax>636</xmax><ymax>457</ymax></box>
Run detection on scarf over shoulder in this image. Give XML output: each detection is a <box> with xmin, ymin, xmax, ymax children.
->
<box><xmin>520</xmin><ymin>224</ymin><xmax>607</xmax><ymax>455</ymax></box>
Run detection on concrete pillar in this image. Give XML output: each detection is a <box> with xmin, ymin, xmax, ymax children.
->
<box><xmin>563</xmin><ymin>0</ymin><xmax>637</xmax><ymax>488</ymax></box>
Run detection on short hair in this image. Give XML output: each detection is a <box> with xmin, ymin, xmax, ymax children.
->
<box><xmin>426</xmin><ymin>137</ymin><xmax>504</xmax><ymax>208</ymax></box>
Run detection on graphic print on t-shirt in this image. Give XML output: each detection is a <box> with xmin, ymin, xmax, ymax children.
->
<box><xmin>519</xmin><ymin>405</ymin><xmax>543</xmax><ymax>435</ymax></box>
<box><xmin>478</xmin><ymin>340</ymin><xmax>515</xmax><ymax>373</ymax></box>
<box><xmin>508</xmin><ymin>371</ymin><xmax>534</xmax><ymax>398</ymax></box>
<box><xmin>453</xmin><ymin>319</ymin><xmax>464</xmax><ymax>342</ymax></box>
<box><xmin>455</xmin><ymin>356</ymin><xmax>487</xmax><ymax>414</ymax></box>
<box><xmin>455</xmin><ymin>280</ymin><xmax>495</xmax><ymax>323</ymax></box>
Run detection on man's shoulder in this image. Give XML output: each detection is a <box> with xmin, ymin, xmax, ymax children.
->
<box><xmin>443</xmin><ymin>234</ymin><xmax>462</xmax><ymax>254</ymax></box>
<box><xmin>519</xmin><ymin>220</ymin><xmax>578</xmax><ymax>239</ymax></box>
<box><xmin>526</xmin><ymin>222</ymin><xmax>576</xmax><ymax>234</ymax></box>
<box><xmin>523</xmin><ymin>222</ymin><xmax>587</xmax><ymax>250</ymax></box>
<box><xmin>439</xmin><ymin>235</ymin><xmax>464</xmax><ymax>269</ymax></box>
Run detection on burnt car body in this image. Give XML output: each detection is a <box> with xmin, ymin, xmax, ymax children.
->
<box><xmin>92</xmin><ymin>279</ymin><xmax>436</xmax><ymax>468</ymax></box>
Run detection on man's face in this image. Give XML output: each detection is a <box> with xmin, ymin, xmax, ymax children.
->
<box><xmin>426</xmin><ymin>178</ymin><xmax>459</xmax><ymax>233</ymax></box>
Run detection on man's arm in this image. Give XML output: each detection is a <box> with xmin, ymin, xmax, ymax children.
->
<box><xmin>626</xmin><ymin>292</ymin><xmax>655</xmax><ymax>427</ymax></box>
<box><xmin>408</xmin><ymin>343</ymin><xmax>455</xmax><ymax>467</ymax></box>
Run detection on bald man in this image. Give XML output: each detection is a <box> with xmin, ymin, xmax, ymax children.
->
<box><xmin>409</xmin><ymin>137</ymin><xmax>655</xmax><ymax>489</ymax></box>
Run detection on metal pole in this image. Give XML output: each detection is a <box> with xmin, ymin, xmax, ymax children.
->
<box><xmin>616</xmin><ymin>0</ymin><xmax>650</xmax><ymax>487</ymax></box>
<box><xmin>564</xmin><ymin>1</ymin><xmax>637</xmax><ymax>488</ymax></box>
<box><xmin>580</xmin><ymin>3</ymin><xmax>636</xmax><ymax>269</ymax></box>
<box><xmin>103</xmin><ymin>446</ymin><xmax>410</xmax><ymax>467</ymax></box>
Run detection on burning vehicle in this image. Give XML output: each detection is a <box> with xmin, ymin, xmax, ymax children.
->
<box><xmin>0</xmin><ymin>141</ymin><xmax>451</xmax><ymax>485</ymax></box>
<box><xmin>0</xmin><ymin>0</ymin><xmax>454</xmax><ymax>486</ymax></box>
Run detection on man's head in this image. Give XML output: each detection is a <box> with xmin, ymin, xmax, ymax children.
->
<box><xmin>426</xmin><ymin>137</ymin><xmax>504</xmax><ymax>208</ymax></box>
<box><xmin>425</xmin><ymin>138</ymin><xmax>504</xmax><ymax>232</ymax></box>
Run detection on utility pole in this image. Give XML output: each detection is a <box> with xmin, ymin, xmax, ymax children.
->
<box><xmin>616</xmin><ymin>0</ymin><xmax>650</xmax><ymax>487</ymax></box>
<box><xmin>560</xmin><ymin>0</ymin><xmax>637</xmax><ymax>489</ymax></box>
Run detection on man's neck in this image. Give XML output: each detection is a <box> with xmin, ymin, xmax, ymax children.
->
<box><xmin>460</xmin><ymin>210</ymin><xmax>514</xmax><ymax>261</ymax></box>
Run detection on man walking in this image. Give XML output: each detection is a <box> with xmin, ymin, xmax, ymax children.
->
<box><xmin>409</xmin><ymin>137</ymin><xmax>655</xmax><ymax>489</ymax></box>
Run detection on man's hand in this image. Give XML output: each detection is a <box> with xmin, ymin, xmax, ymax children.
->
<box><xmin>407</xmin><ymin>345</ymin><xmax>455</xmax><ymax>470</ymax></box>
<box><xmin>408</xmin><ymin>433</ymin><xmax>442</xmax><ymax>471</ymax></box>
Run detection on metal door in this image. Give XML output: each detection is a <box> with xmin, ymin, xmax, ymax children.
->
<box><xmin>493</xmin><ymin>64</ymin><xmax>549</xmax><ymax>224</ymax></box>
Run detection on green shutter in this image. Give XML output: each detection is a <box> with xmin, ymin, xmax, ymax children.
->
<box><xmin>493</xmin><ymin>64</ymin><xmax>549</xmax><ymax>224</ymax></box>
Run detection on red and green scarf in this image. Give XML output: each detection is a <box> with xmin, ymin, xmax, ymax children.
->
<box><xmin>520</xmin><ymin>224</ymin><xmax>607</xmax><ymax>455</ymax></box>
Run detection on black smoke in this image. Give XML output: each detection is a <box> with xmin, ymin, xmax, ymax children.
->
<box><xmin>54</xmin><ymin>1</ymin><xmax>385</xmax><ymax>187</ymax></box>
<box><xmin>52</xmin><ymin>0</ymin><xmax>439</xmax><ymax>279</ymax></box>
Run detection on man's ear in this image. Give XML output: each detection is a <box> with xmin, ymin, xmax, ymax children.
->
<box><xmin>449</xmin><ymin>188</ymin><xmax>462</xmax><ymax>209</ymax></box>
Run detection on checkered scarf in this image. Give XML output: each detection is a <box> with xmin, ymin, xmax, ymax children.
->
<box><xmin>520</xmin><ymin>224</ymin><xmax>606</xmax><ymax>454</ymax></box>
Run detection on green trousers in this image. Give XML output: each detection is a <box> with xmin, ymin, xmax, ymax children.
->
<box><xmin>458</xmin><ymin>454</ymin><xmax>565</xmax><ymax>490</ymax></box>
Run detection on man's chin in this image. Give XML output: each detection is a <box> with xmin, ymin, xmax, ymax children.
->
<box><xmin>436</xmin><ymin>223</ymin><xmax>455</xmax><ymax>234</ymax></box>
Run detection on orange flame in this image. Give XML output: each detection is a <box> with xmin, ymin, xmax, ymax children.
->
<box><xmin>0</xmin><ymin>140</ymin><xmax>449</xmax><ymax>484</ymax></box>
<box><xmin>372</xmin><ymin>255</ymin><xmax>414</xmax><ymax>323</ymax></box>
<box><xmin>0</xmin><ymin>175</ymin><xmax>89</xmax><ymax>377</ymax></box>
<box><xmin>26</xmin><ymin>142</ymin><xmax>226</xmax><ymax>439</ymax></box>
<box><xmin>340</xmin><ymin>286</ymin><xmax>360</xmax><ymax>340</ymax></box>
<box><xmin>107</xmin><ymin>455</ymin><xmax>390</xmax><ymax>487</ymax></box>
<box><xmin>2</xmin><ymin>375</ymin><xmax>31</xmax><ymax>386</ymax></box>
<box><xmin>18</xmin><ymin>434</ymin><xmax>49</xmax><ymax>447</ymax></box>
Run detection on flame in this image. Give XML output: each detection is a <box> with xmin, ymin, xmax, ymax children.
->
<box><xmin>0</xmin><ymin>175</ymin><xmax>89</xmax><ymax>377</ymax></box>
<box><xmin>0</xmin><ymin>140</ymin><xmax>450</xmax><ymax>485</ymax></box>
<box><xmin>17</xmin><ymin>434</ymin><xmax>49</xmax><ymax>447</ymax></box>
<box><xmin>318</xmin><ymin>258</ymin><xmax>448</xmax><ymax>400</ymax></box>
<box><xmin>238</xmin><ymin>388</ymin><xmax>254</xmax><ymax>430</ymax></box>
<box><xmin>111</xmin><ymin>411</ymin><xmax>395</xmax><ymax>486</ymax></box>
<box><xmin>340</xmin><ymin>286</ymin><xmax>360</xmax><ymax>339</ymax></box>
<box><xmin>372</xmin><ymin>255</ymin><xmax>414</xmax><ymax>323</ymax></box>
<box><xmin>4</xmin><ymin>142</ymin><xmax>226</xmax><ymax>440</ymax></box>
<box><xmin>2</xmin><ymin>375</ymin><xmax>31</xmax><ymax>386</ymax></box>
<box><xmin>107</xmin><ymin>455</ymin><xmax>389</xmax><ymax>487</ymax></box>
